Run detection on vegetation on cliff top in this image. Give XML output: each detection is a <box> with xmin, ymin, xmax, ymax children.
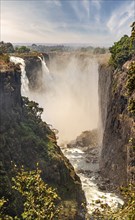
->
<box><xmin>109</xmin><ymin>22</ymin><xmax>135</xmax><ymax>69</ymax></box>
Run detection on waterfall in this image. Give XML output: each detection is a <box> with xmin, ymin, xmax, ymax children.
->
<box><xmin>10</xmin><ymin>56</ymin><xmax>29</xmax><ymax>96</ymax></box>
<box><xmin>35</xmin><ymin>55</ymin><xmax>99</xmax><ymax>144</ymax></box>
<box><xmin>38</xmin><ymin>56</ymin><xmax>49</xmax><ymax>74</ymax></box>
<box><xmin>10</xmin><ymin>53</ymin><xmax>124</xmax><ymax>214</ymax></box>
<box><xmin>37</xmin><ymin>56</ymin><xmax>53</xmax><ymax>91</ymax></box>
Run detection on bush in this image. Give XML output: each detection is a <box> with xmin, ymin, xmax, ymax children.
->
<box><xmin>0</xmin><ymin>41</ymin><xmax>14</xmax><ymax>53</ymax></box>
<box><xmin>128</xmin><ymin>98</ymin><xmax>135</xmax><ymax>115</ymax></box>
<box><xmin>15</xmin><ymin>46</ymin><xmax>30</xmax><ymax>53</ymax></box>
<box><xmin>109</xmin><ymin>35</ymin><xmax>132</xmax><ymax>68</ymax></box>
<box><xmin>92</xmin><ymin>184</ymin><xmax>135</xmax><ymax>219</ymax></box>
<box><xmin>0</xmin><ymin>166</ymin><xmax>60</xmax><ymax>220</ymax></box>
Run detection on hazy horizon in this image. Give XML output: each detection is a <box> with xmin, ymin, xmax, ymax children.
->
<box><xmin>1</xmin><ymin>0</ymin><xmax>134</xmax><ymax>46</ymax></box>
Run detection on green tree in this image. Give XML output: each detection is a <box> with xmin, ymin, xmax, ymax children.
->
<box><xmin>0</xmin><ymin>166</ymin><xmax>60</xmax><ymax>219</ymax></box>
<box><xmin>22</xmin><ymin>97</ymin><xmax>43</xmax><ymax>120</ymax></box>
<box><xmin>12</xmin><ymin>166</ymin><xmax>60</xmax><ymax>220</ymax></box>
<box><xmin>16</xmin><ymin>46</ymin><xmax>30</xmax><ymax>53</ymax></box>
<box><xmin>109</xmin><ymin>35</ymin><xmax>132</xmax><ymax>68</ymax></box>
<box><xmin>0</xmin><ymin>41</ymin><xmax>14</xmax><ymax>53</ymax></box>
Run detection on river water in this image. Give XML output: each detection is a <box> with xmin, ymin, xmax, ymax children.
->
<box><xmin>61</xmin><ymin>144</ymin><xmax>124</xmax><ymax>214</ymax></box>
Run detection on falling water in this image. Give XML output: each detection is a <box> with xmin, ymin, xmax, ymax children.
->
<box><xmin>10</xmin><ymin>53</ymin><xmax>124</xmax><ymax>215</ymax></box>
<box><xmin>38</xmin><ymin>56</ymin><xmax>50</xmax><ymax>74</ymax></box>
<box><xmin>32</xmin><ymin>54</ymin><xmax>99</xmax><ymax>144</ymax></box>
<box><xmin>10</xmin><ymin>56</ymin><xmax>29</xmax><ymax>96</ymax></box>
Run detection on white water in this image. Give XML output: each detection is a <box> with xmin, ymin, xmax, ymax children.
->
<box><xmin>38</xmin><ymin>56</ymin><xmax>50</xmax><ymax>74</ymax></box>
<box><xmin>62</xmin><ymin>146</ymin><xmax>124</xmax><ymax>214</ymax></box>
<box><xmin>10</xmin><ymin>56</ymin><xmax>29</xmax><ymax>96</ymax></box>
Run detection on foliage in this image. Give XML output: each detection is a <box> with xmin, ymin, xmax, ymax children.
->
<box><xmin>0</xmin><ymin>41</ymin><xmax>15</xmax><ymax>53</ymax></box>
<box><xmin>125</xmin><ymin>62</ymin><xmax>135</xmax><ymax>116</ymax></box>
<box><xmin>109</xmin><ymin>35</ymin><xmax>132</xmax><ymax>68</ymax></box>
<box><xmin>0</xmin><ymin>54</ymin><xmax>10</xmax><ymax>64</ymax></box>
<box><xmin>0</xmin><ymin>198</ymin><xmax>13</xmax><ymax>219</ymax></box>
<box><xmin>22</xmin><ymin>97</ymin><xmax>43</xmax><ymax>121</ymax></box>
<box><xmin>93</xmin><ymin>47</ymin><xmax>106</xmax><ymax>54</ymax></box>
<box><xmin>92</xmin><ymin>184</ymin><xmax>135</xmax><ymax>219</ymax></box>
<box><xmin>126</xmin><ymin>62</ymin><xmax>135</xmax><ymax>95</ymax></box>
<box><xmin>15</xmin><ymin>46</ymin><xmax>30</xmax><ymax>53</ymax></box>
<box><xmin>12</xmin><ymin>166</ymin><xmax>60</xmax><ymax>220</ymax></box>
<box><xmin>0</xmin><ymin>166</ymin><xmax>60</xmax><ymax>220</ymax></box>
<box><xmin>128</xmin><ymin>98</ymin><xmax>135</xmax><ymax>115</ymax></box>
<box><xmin>131</xmin><ymin>21</ymin><xmax>135</xmax><ymax>52</ymax></box>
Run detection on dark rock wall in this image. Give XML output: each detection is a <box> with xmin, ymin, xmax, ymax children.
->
<box><xmin>24</xmin><ymin>54</ymin><xmax>49</xmax><ymax>91</ymax></box>
<box><xmin>0</xmin><ymin>67</ymin><xmax>22</xmax><ymax>131</ymax></box>
<box><xmin>24</xmin><ymin>56</ymin><xmax>42</xmax><ymax>90</ymax></box>
<box><xmin>99</xmin><ymin>61</ymin><xmax>135</xmax><ymax>187</ymax></box>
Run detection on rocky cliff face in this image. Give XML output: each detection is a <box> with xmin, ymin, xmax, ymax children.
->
<box><xmin>24</xmin><ymin>56</ymin><xmax>42</xmax><ymax>90</ymax></box>
<box><xmin>0</xmin><ymin>65</ymin><xmax>22</xmax><ymax>131</ymax></box>
<box><xmin>99</xmin><ymin>60</ymin><xmax>135</xmax><ymax>188</ymax></box>
<box><xmin>0</xmin><ymin>63</ymin><xmax>86</xmax><ymax>219</ymax></box>
<box><xmin>20</xmin><ymin>53</ymin><xmax>49</xmax><ymax>91</ymax></box>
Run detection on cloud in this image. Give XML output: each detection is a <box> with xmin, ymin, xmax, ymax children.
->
<box><xmin>53</xmin><ymin>0</ymin><xmax>61</xmax><ymax>7</ymax></box>
<box><xmin>107</xmin><ymin>1</ymin><xmax>134</xmax><ymax>37</ymax></box>
<box><xmin>91</xmin><ymin>0</ymin><xmax>101</xmax><ymax>10</ymax></box>
<box><xmin>82</xmin><ymin>0</ymin><xmax>90</xmax><ymax>19</ymax></box>
<box><xmin>1</xmin><ymin>0</ymin><xmax>134</xmax><ymax>46</ymax></box>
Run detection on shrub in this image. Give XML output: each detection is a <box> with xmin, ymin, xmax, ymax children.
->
<box><xmin>109</xmin><ymin>35</ymin><xmax>132</xmax><ymax>68</ymax></box>
<box><xmin>0</xmin><ymin>166</ymin><xmax>60</xmax><ymax>220</ymax></box>
<box><xmin>15</xmin><ymin>46</ymin><xmax>30</xmax><ymax>53</ymax></box>
<box><xmin>92</xmin><ymin>184</ymin><xmax>135</xmax><ymax>219</ymax></box>
<box><xmin>128</xmin><ymin>98</ymin><xmax>135</xmax><ymax>115</ymax></box>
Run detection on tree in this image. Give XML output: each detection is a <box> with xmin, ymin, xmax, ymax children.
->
<box><xmin>0</xmin><ymin>41</ymin><xmax>14</xmax><ymax>53</ymax></box>
<box><xmin>109</xmin><ymin>35</ymin><xmax>132</xmax><ymax>68</ymax></box>
<box><xmin>16</xmin><ymin>46</ymin><xmax>30</xmax><ymax>53</ymax></box>
<box><xmin>0</xmin><ymin>166</ymin><xmax>60</xmax><ymax>220</ymax></box>
<box><xmin>22</xmin><ymin>97</ymin><xmax>43</xmax><ymax>120</ymax></box>
<box><xmin>12</xmin><ymin>166</ymin><xmax>60</xmax><ymax>220</ymax></box>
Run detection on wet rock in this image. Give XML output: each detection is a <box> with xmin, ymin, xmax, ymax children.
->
<box><xmin>98</xmin><ymin>185</ymin><xmax>106</xmax><ymax>191</ymax></box>
<box><xmin>68</xmin><ymin>129</ymin><xmax>99</xmax><ymax>148</ymax></box>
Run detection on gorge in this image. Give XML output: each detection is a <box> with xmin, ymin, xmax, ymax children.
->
<box><xmin>0</xmin><ymin>42</ymin><xmax>135</xmax><ymax>219</ymax></box>
<box><xmin>9</xmin><ymin>52</ymin><xmax>127</xmax><ymax>214</ymax></box>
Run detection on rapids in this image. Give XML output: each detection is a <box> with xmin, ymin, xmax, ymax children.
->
<box><xmin>61</xmin><ymin>145</ymin><xmax>124</xmax><ymax>214</ymax></box>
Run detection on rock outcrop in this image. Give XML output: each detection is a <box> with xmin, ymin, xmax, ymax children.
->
<box><xmin>99</xmin><ymin>60</ymin><xmax>135</xmax><ymax>188</ymax></box>
<box><xmin>0</xmin><ymin>62</ymin><xmax>86</xmax><ymax>219</ymax></box>
<box><xmin>24</xmin><ymin>56</ymin><xmax>42</xmax><ymax>90</ymax></box>
<box><xmin>0</xmin><ymin>65</ymin><xmax>22</xmax><ymax>131</ymax></box>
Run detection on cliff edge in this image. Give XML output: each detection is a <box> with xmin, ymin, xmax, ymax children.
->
<box><xmin>99</xmin><ymin>59</ymin><xmax>135</xmax><ymax>188</ymax></box>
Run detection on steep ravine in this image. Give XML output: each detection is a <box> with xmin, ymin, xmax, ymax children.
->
<box><xmin>15</xmin><ymin>53</ymin><xmax>125</xmax><ymax>214</ymax></box>
<box><xmin>4</xmin><ymin>53</ymin><xmax>134</xmax><ymax>218</ymax></box>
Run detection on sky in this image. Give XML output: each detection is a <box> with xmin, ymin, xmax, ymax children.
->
<box><xmin>1</xmin><ymin>0</ymin><xmax>135</xmax><ymax>46</ymax></box>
